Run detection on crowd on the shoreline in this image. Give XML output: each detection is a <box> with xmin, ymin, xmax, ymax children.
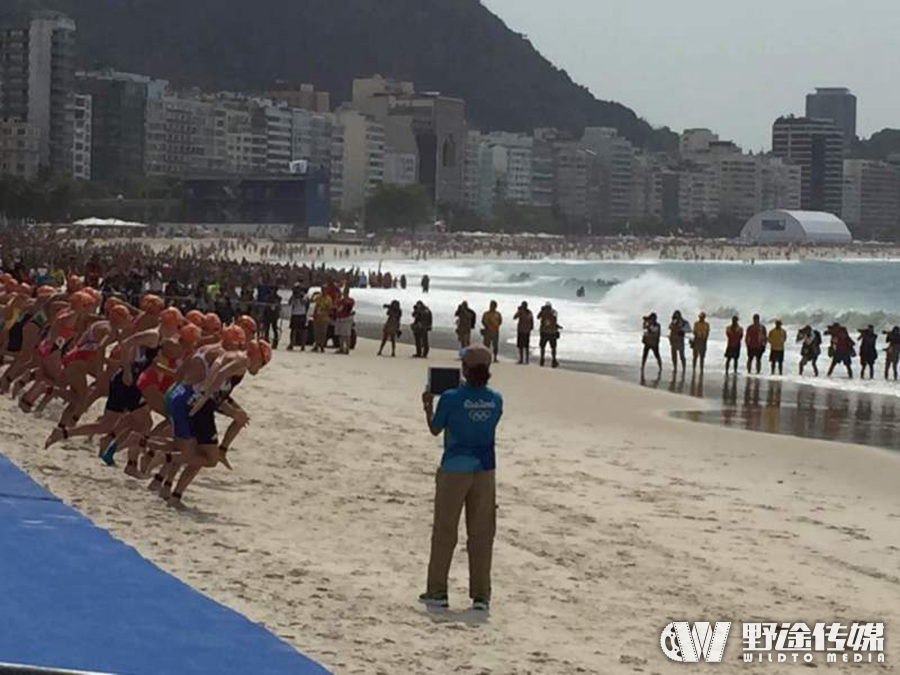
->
<box><xmin>641</xmin><ymin>311</ymin><xmax>900</xmax><ymax>381</ymax></box>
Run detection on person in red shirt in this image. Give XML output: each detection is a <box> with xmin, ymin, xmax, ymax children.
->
<box><xmin>744</xmin><ymin>314</ymin><xmax>767</xmax><ymax>374</ymax></box>
<box><xmin>725</xmin><ymin>316</ymin><xmax>743</xmax><ymax>375</ymax></box>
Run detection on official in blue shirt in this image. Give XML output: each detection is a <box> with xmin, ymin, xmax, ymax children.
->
<box><xmin>419</xmin><ymin>345</ymin><xmax>502</xmax><ymax>611</ymax></box>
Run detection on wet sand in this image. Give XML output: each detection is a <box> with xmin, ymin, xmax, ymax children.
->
<box><xmin>356</xmin><ymin>320</ymin><xmax>900</xmax><ymax>454</ymax></box>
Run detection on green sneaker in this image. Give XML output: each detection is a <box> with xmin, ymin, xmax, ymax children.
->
<box><xmin>472</xmin><ymin>595</ymin><xmax>490</xmax><ymax>611</ymax></box>
<box><xmin>418</xmin><ymin>591</ymin><xmax>449</xmax><ymax>608</ymax></box>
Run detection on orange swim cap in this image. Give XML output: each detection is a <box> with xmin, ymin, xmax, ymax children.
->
<box><xmin>107</xmin><ymin>304</ymin><xmax>131</xmax><ymax>326</ymax></box>
<box><xmin>236</xmin><ymin>314</ymin><xmax>257</xmax><ymax>341</ymax></box>
<box><xmin>185</xmin><ymin>309</ymin><xmax>204</xmax><ymax>327</ymax></box>
<box><xmin>70</xmin><ymin>291</ymin><xmax>94</xmax><ymax>310</ymax></box>
<box><xmin>140</xmin><ymin>294</ymin><xmax>165</xmax><ymax>315</ymax></box>
<box><xmin>222</xmin><ymin>324</ymin><xmax>247</xmax><ymax>348</ymax></box>
<box><xmin>67</xmin><ymin>275</ymin><xmax>84</xmax><ymax>293</ymax></box>
<box><xmin>159</xmin><ymin>306</ymin><xmax>184</xmax><ymax>327</ymax></box>
<box><xmin>248</xmin><ymin>339</ymin><xmax>272</xmax><ymax>366</ymax></box>
<box><xmin>202</xmin><ymin>313</ymin><xmax>222</xmax><ymax>335</ymax></box>
<box><xmin>179</xmin><ymin>323</ymin><xmax>202</xmax><ymax>345</ymax></box>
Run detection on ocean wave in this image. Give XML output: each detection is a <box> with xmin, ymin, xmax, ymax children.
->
<box><xmin>560</xmin><ymin>277</ymin><xmax>620</xmax><ymax>289</ymax></box>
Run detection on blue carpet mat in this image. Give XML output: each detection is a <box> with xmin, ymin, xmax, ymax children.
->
<box><xmin>0</xmin><ymin>453</ymin><xmax>330</xmax><ymax>674</ymax></box>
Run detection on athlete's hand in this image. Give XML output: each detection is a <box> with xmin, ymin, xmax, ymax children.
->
<box><xmin>122</xmin><ymin>368</ymin><xmax>133</xmax><ymax>386</ymax></box>
<box><xmin>422</xmin><ymin>391</ymin><xmax>434</xmax><ymax>412</ymax></box>
<box><xmin>189</xmin><ymin>395</ymin><xmax>208</xmax><ymax>416</ymax></box>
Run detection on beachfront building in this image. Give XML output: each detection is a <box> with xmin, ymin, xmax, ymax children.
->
<box><xmin>291</xmin><ymin>109</ymin><xmax>337</xmax><ymax>176</ymax></box>
<box><xmin>772</xmin><ymin>116</ymin><xmax>844</xmax><ymax>217</ymax></box>
<box><xmin>462</xmin><ymin>131</ymin><xmax>497</xmax><ymax>217</ymax></box>
<box><xmin>842</xmin><ymin>160</ymin><xmax>900</xmax><ymax>240</ymax></box>
<box><xmin>334</xmin><ymin>106</ymin><xmax>384</xmax><ymax>212</ymax></box>
<box><xmin>266</xmin><ymin>83</ymin><xmax>330</xmax><ymax>113</ymax></box>
<box><xmin>533</xmin><ymin>128</ymin><xmax>589</xmax><ymax>227</ymax></box>
<box><xmin>806</xmin><ymin>87</ymin><xmax>857</xmax><ymax>152</ymax></box>
<box><xmin>0</xmin><ymin>11</ymin><xmax>77</xmax><ymax>176</ymax></box>
<box><xmin>144</xmin><ymin>94</ymin><xmax>222</xmax><ymax>176</ymax></box>
<box><xmin>351</xmin><ymin>76</ymin><xmax>467</xmax><ymax>206</ymax></box>
<box><xmin>76</xmin><ymin>70</ymin><xmax>162</xmax><ymax>181</ymax></box>
<box><xmin>581</xmin><ymin>127</ymin><xmax>634</xmax><ymax>230</ymax></box>
<box><xmin>71</xmin><ymin>94</ymin><xmax>92</xmax><ymax>180</ymax></box>
<box><xmin>740</xmin><ymin>209</ymin><xmax>852</xmax><ymax>244</ymax></box>
<box><xmin>486</xmin><ymin>132</ymin><xmax>533</xmax><ymax>207</ymax></box>
<box><xmin>383</xmin><ymin>151</ymin><xmax>417</xmax><ymax>185</ymax></box>
<box><xmin>0</xmin><ymin>117</ymin><xmax>41</xmax><ymax>179</ymax></box>
<box><xmin>680</xmin><ymin>128</ymin><xmax>719</xmax><ymax>161</ymax></box>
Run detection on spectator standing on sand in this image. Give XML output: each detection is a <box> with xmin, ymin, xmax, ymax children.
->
<box><xmin>745</xmin><ymin>314</ymin><xmax>767</xmax><ymax>374</ymax></box>
<box><xmin>537</xmin><ymin>302</ymin><xmax>561</xmax><ymax>368</ymax></box>
<box><xmin>287</xmin><ymin>285</ymin><xmax>309</xmax><ymax>351</ymax></box>
<box><xmin>691</xmin><ymin>312</ymin><xmax>709</xmax><ymax>373</ymax></box>
<box><xmin>311</xmin><ymin>291</ymin><xmax>333</xmax><ymax>353</ymax></box>
<box><xmin>768</xmin><ymin>319</ymin><xmax>787</xmax><ymax>375</ymax></box>
<box><xmin>378</xmin><ymin>300</ymin><xmax>402</xmax><ymax>357</ymax></box>
<box><xmin>513</xmin><ymin>301</ymin><xmax>534</xmax><ymax>365</ymax></box>
<box><xmin>481</xmin><ymin>301</ymin><xmax>503</xmax><ymax>363</ymax></box>
<box><xmin>725</xmin><ymin>316</ymin><xmax>743</xmax><ymax>375</ymax></box>
<box><xmin>420</xmin><ymin>345</ymin><xmax>502</xmax><ymax>612</ymax></box>
<box><xmin>455</xmin><ymin>301</ymin><xmax>476</xmax><ymax>350</ymax></box>
<box><xmin>334</xmin><ymin>290</ymin><xmax>356</xmax><ymax>355</ymax></box>
<box><xmin>412</xmin><ymin>301</ymin><xmax>433</xmax><ymax>358</ymax></box>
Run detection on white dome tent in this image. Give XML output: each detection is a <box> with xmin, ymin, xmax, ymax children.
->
<box><xmin>740</xmin><ymin>210</ymin><xmax>852</xmax><ymax>244</ymax></box>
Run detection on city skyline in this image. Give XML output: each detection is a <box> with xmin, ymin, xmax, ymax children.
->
<box><xmin>484</xmin><ymin>0</ymin><xmax>899</xmax><ymax>150</ymax></box>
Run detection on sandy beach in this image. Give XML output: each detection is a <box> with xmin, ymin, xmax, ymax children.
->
<box><xmin>1</xmin><ymin>338</ymin><xmax>897</xmax><ymax>673</ymax></box>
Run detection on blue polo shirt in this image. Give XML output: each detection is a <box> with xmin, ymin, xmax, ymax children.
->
<box><xmin>432</xmin><ymin>383</ymin><xmax>503</xmax><ymax>472</ymax></box>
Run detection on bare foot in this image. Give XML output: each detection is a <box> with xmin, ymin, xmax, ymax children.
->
<box><xmin>147</xmin><ymin>475</ymin><xmax>163</xmax><ymax>492</ymax></box>
<box><xmin>44</xmin><ymin>426</ymin><xmax>66</xmax><ymax>449</ymax></box>
<box><xmin>159</xmin><ymin>482</ymin><xmax>172</xmax><ymax>500</ymax></box>
<box><xmin>167</xmin><ymin>495</ymin><xmax>186</xmax><ymax>510</ymax></box>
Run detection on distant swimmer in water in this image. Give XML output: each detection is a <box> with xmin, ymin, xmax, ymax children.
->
<box><xmin>641</xmin><ymin>313</ymin><xmax>662</xmax><ymax>375</ymax></box>
<box><xmin>768</xmin><ymin>319</ymin><xmax>787</xmax><ymax>376</ymax></box>
<box><xmin>724</xmin><ymin>316</ymin><xmax>743</xmax><ymax>375</ymax></box>
<box><xmin>857</xmin><ymin>325</ymin><xmax>878</xmax><ymax>379</ymax></box>
<box><xmin>884</xmin><ymin>326</ymin><xmax>900</xmax><ymax>380</ymax></box>
<box><xmin>690</xmin><ymin>311</ymin><xmax>709</xmax><ymax>374</ymax></box>
<box><xmin>576</xmin><ymin>286</ymin><xmax>585</xmax><ymax>298</ymax></box>
<box><xmin>668</xmin><ymin>310</ymin><xmax>688</xmax><ymax>375</ymax></box>
<box><xmin>797</xmin><ymin>325</ymin><xmax>822</xmax><ymax>377</ymax></box>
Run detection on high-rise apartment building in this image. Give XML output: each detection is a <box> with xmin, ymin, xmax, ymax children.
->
<box><xmin>71</xmin><ymin>93</ymin><xmax>92</xmax><ymax>180</ymax></box>
<box><xmin>0</xmin><ymin>11</ymin><xmax>77</xmax><ymax>176</ymax></box>
<box><xmin>806</xmin><ymin>87</ymin><xmax>857</xmax><ymax>150</ymax></box>
<box><xmin>772</xmin><ymin>116</ymin><xmax>844</xmax><ymax>216</ymax></box>
<box><xmin>334</xmin><ymin>106</ymin><xmax>384</xmax><ymax>212</ymax></box>
<box><xmin>0</xmin><ymin>118</ymin><xmax>41</xmax><ymax>179</ymax></box>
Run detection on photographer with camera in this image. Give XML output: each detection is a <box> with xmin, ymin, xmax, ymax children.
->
<box><xmin>420</xmin><ymin>346</ymin><xmax>502</xmax><ymax>612</ymax></box>
<box><xmin>641</xmin><ymin>312</ymin><xmax>662</xmax><ymax>376</ymax></box>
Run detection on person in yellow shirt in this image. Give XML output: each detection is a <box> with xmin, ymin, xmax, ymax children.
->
<box><xmin>768</xmin><ymin>319</ymin><xmax>787</xmax><ymax>375</ymax></box>
<box><xmin>691</xmin><ymin>311</ymin><xmax>710</xmax><ymax>373</ymax></box>
<box><xmin>481</xmin><ymin>300</ymin><xmax>503</xmax><ymax>363</ymax></box>
<box><xmin>311</xmin><ymin>291</ymin><xmax>333</xmax><ymax>353</ymax></box>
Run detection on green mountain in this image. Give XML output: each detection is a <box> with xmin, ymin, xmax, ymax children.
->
<box><xmin>4</xmin><ymin>0</ymin><xmax>676</xmax><ymax>150</ymax></box>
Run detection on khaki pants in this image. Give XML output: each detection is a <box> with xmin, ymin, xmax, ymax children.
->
<box><xmin>427</xmin><ymin>469</ymin><xmax>496</xmax><ymax>599</ymax></box>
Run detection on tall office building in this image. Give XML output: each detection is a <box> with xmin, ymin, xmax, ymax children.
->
<box><xmin>772</xmin><ymin>116</ymin><xmax>844</xmax><ymax>216</ymax></box>
<box><xmin>76</xmin><ymin>70</ymin><xmax>159</xmax><ymax>181</ymax></box>
<box><xmin>0</xmin><ymin>11</ymin><xmax>77</xmax><ymax>176</ymax></box>
<box><xmin>806</xmin><ymin>87</ymin><xmax>857</xmax><ymax>150</ymax></box>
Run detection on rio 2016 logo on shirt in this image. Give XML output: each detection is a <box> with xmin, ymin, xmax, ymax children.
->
<box><xmin>661</xmin><ymin>622</ymin><xmax>731</xmax><ymax>663</ymax></box>
<box><xmin>464</xmin><ymin>399</ymin><xmax>496</xmax><ymax>423</ymax></box>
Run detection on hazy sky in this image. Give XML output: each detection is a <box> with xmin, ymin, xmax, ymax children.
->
<box><xmin>484</xmin><ymin>0</ymin><xmax>899</xmax><ymax>150</ymax></box>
